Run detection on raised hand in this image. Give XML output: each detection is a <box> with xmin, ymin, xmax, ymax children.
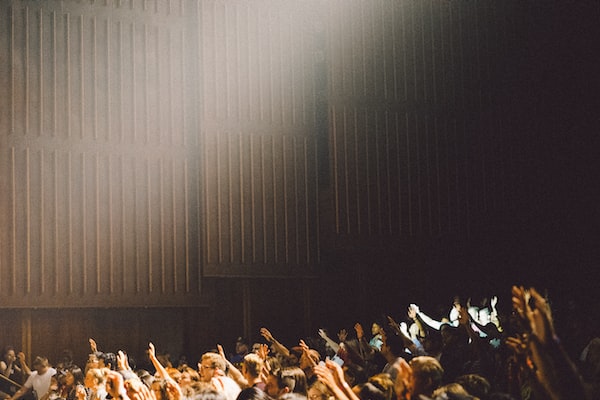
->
<box><xmin>387</xmin><ymin>315</ymin><xmax>401</xmax><ymax>334</ymax></box>
<box><xmin>164</xmin><ymin>379</ymin><xmax>183</xmax><ymax>400</ymax></box>
<box><xmin>75</xmin><ymin>385</ymin><xmax>87</xmax><ymax>400</ymax></box>
<box><xmin>512</xmin><ymin>286</ymin><xmax>555</xmax><ymax>345</ymax></box>
<box><xmin>260</xmin><ymin>328</ymin><xmax>274</xmax><ymax>343</ymax></box>
<box><xmin>337</xmin><ymin>329</ymin><xmax>348</xmax><ymax>342</ymax></box>
<box><xmin>124</xmin><ymin>379</ymin><xmax>153</xmax><ymax>400</ymax></box>
<box><xmin>318</xmin><ymin>329</ymin><xmax>329</xmax><ymax>340</ymax></box>
<box><xmin>407</xmin><ymin>305</ymin><xmax>417</xmax><ymax>320</ymax></box>
<box><xmin>105</xmin><ymin>370</ymin><xmax>128</xmax><ymax>400</ymax></box>
<box><xmin>117</xmin><ymin>350</ymin><xmax>130</xmax><ymax>371</ymax></box>
<box><xmin>491</xmin><ymin>295</ymin><xmax>498</xmax><ymax>309</ymax></box>
<box><xmin>313</xmin><ymin>362</ymin><xmax>337</xmax><ymax>390</ymax></box>
<box><xmin>148</xmin><ymin>342</ymin><xmax>156</xmax><ymax>360</ymax></box>
<box><xmin>354</xmin><ymin>323</ymin><xmax>364</xmax><ymax>339</ymax></box>
<box><xmin>89</xmin><ymin>338</ymin><xmax>98</xmax><ymax>353</ymax></box>
<box><xmin>217</xmin><ymin>344</ymin><xmax>227</xmax><ymax>361</ymax></box>
<box><xmin>257</xmin><ymin>344</ymin><xmax>269</xmax><ymax>361</ymax></box>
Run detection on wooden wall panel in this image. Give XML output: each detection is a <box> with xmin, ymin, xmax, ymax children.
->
<box><xmin>327</xmin><ymin>0</ymin><xmax>521</xmax><ymax>239</ymax></box>
<box><xmin>199</xmin><ymin>1</ymin><xmax>323</xmax><ymax>276</ymax></box>
<box><xmin>0</xmin><ymin>0</ymin><xmax>203</xmax><ymax>307</ymax></box>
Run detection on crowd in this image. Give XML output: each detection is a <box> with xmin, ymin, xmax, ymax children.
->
<box><xmin>1</xmin><ymin>286</ymin><xmax>599</xmax><ymax>400</ymax></box>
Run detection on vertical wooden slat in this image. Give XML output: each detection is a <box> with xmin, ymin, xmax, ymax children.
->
<box><xmin>25</xmin><ymin>7</ymin><xmax>29</xmax><ymax>136</ymax></box>
<box><xmin>52</xmin><ymin>11</ymin><xmax>56</xmax><ymax>136</ymax></box>
<box><xmin>66</xmin><ymin>13</ymin><xmax>71</xmax><ymax>139</ymax></box>
<box><xmin>146</xmin><ymin>159</ymin><xmax>152</xmax><ymax>292</ymax></box>
<box><xmin>216</xmin><ymin>134</ymin><xmax>222</xmax><ymax>263</ymax></box>
<box><xmin>172</xmin><ymin>159</ymin><xmax>177</xmax><ymax>292</ymax></box>
<box><xmin>260</xmin><ymin>136</ymin><xmax>267</xmax><ymax>263</ymax></box>
<box><xmin>228</xmin><ymin>134</ymin><xmax>233</xmax><ymax>263</ymax></box>
<box><xmin>53</xmin><ymin>151</ymin><xmax>59</xmax><ymax>294</ymax></box>
<box><xmin>120</xmin><ymin>156</ymin><xmax>126</xmax><ymax>293</ymax></box>
<box><xmin>183</xmin><ymin>160</ymin><xmax>189</xmax><ymax>292</ymax></box>
<box><xmin>342</xmin><ymin>109</ymin><xmax>349</xmax><ymax>234</ymax></box>
<box><xmin>11</xmin><ymin>148</ymin><xmax>16</xmax><ymax>294</ymax></box>
<box><xmin>10</xmin><ymin>6</ymin><xmax>14</xmax><ymax>135</ymax></box>
<box><xmin>108</xmin><ymin>156</ymin><xmax>114</xmax><ymax>294</ymax></box>
<box><xmin>119</xmin><ymin>21</ymin><xmax>124</xmax><ymax>143</ymax></box>
<box><xmin>239</xmin><ymin>135</ymin><xmax>245</xmax><ymax>263</ymax></box>
<box><xmin>40</xmin><ymin>151</ymin><xmax>45</xmax><ymax>294</ymax></box>
<box><xmin>39</xmin><ymin>9</ymin><xmax>43</xmax><ymax>137</ymax></box>
<box><xmin>106</xmin><ymin>18</ymin><xmax>111</xmax><ymax>141</ymax></box>
<box><xmin>250</xmin><ymin>135</ymin><xmax>256</xmax><ymax>262</ymax></box>
<box><xmin>331</xmin><ymin>107</ymin><xmax>339</xmax><ymax>234</ymax></box>
<box><xmin>67</xmin><ymin>152</ymin><xmax>73</xmax><ymax>294</ymax></box>
<box><xmin>95</xmin><ymin>154</ymin><xmax>100</xmax><ymax>293</ymax></box>
<box><xmin>271</xmin><ymin>136</ymin><xmax>278</xmax><ymax>262</ymax></box>
<box><xmin>282</xmin><ymin>136</ymin><xmax>289</xmax><ymax>263</ymax></box>
<box><xmin>303</xmin><ymin>138</ymin><xmax>310</xmax><ymax>263</ymax></box>
<box><xmin>80</xmin><ymin>15</ymin><xmax>85</xmax><ymax>139</ymax></box>
<box><xmin>25</xmin><ymin>148</ymin><xmax>31</xmax><ymax>294</ymax></box>
<box><xmin>159</xmin><ymin>158</ymin><xmax>165</xmax><ymax>294</ymax></box>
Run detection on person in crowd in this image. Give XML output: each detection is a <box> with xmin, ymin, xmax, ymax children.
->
<box><xmin>9</xmin><ymin>357</ymin><xmax>56</xmax><ymax>400</ymax></box>
<box><xmin>83</xmin><ymin>368</ymin><xmax>107</xmax><ymax>400</ymax></box>
<box><xmin>62</xmin><ymin>367</ymin><xmax>85</xmax><ymax>400</ymax></box>
<box><xmin>264</xmin><ymin>368</ymin><xmax>307</xmax><ymax>399</ymax></box>
<box><xmin>198</xmin><ymin>353</ymin><xmax>240</xmax><ymax>400</ymax></box>
<box><xmin>230</xmin><ymin>340</ymin><xmax>250</xmax><ymax>367</ymax></box>
<box><xmin>1</xmin><ymin>347</ymin><xmax>25</xmax><ymax>384</ymax></box>
<box><xmin>0</xmin><ymin>347</ymin><xmax>27</xmax><ymax>400</ymax></box>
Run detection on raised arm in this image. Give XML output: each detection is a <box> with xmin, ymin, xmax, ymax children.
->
<box><xmin>147</xmin><ymin>342</ymin><xmax>182</xmax><ymax>400</ymax></box>
<box><xmin>411</xmin><ymin>304</ymin><xmax>443</xmax><ymax>331</ymax></box>
<box><xmin>17</xmin><ymin>352</ymin><xmax>30</xmax><ymax>377</ymax></box>
<box><xmin>511</xmin><ymin>285</ymin><xmax>585</xmax><ymax>400</ymax></box>
<box><xmin>318</xmin><ymin>329</ymin><xmax>340</xmax><ymax>354</ymax></box>
<box><xmin>260</xmin><ymin>327</ymin><xmax>290</xmax><ymax>357</ymax></box>
<box><xmin>216</xmin><ymin>344</ymin><xmax>247</xmax><ymax>388</ymax></box>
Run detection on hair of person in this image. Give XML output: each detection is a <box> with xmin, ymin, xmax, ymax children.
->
<box><xmin>1</xmin><ymin>346</ymin><xmax>16</xmax><ymax>360</ymax></box>
<box><xmin>409</xmin><ymin>356</ymin><xmax>444</xmax><ymax>391</ymax></box>
<box><xmin>86</xmin><ymin>368</ymin><xmax>106</xmax><ymax>384</ymax></box>
<box><xmin>278</xmin><ymin>393</ymin><xmax>307</xmax><ymax>400</ymax></box>
<box><xmin>151</xmin><ymin>378</ymin><xmax>169</xmax><ymax>400</ymax></box>
<box><xmin>32</xmin><ymin>356</ymin><xmax>49</xmax><ymax>368</ymax></box>
<box><xmin>343</xmin><ymin>363</ymin><xmax>368</xmax><ymax>386</ymax></box>
<box><xmin>357</xmin><ymin>382</ymin><xmax>393</xmax><ymax>400</ymax></box>
<box><xmin>366</xmin><ymin>374</ymin><xmax>394</xmax><ymax>400</ymax></box>
<box><xmin>432</xmin><ymin>383</ymin><xmax>471</xmax><ymax>399</ymax></box>
<box><xmin>486</xmin><ymin>393</ymin><xmax>518</xmax><ymax>400</ymax></box>
<box><xmin>68</xmin><ymin>366</ymin><xmax>85</xmax><ymax>385</ymax></box>
<box><xmin>455</xmin><ymin>374</ymin><xmax>491</xmax><ymax>399</ymax></box>
<box><xmin>201</xmin><ymin>353</ymin><xmax>226</xmax><ymax>371</ymax></box>
<box><xmin>136</xmin><ymin>369</ymin><xmax>155</xmax><ymax>388</ymax></box>
<box><xmin>307</xmin><ymin>381</ymin><xmax>332</xmax><ymax>399</ymax></box>
<box><xmin>305</xmin><ymin>350</ymin><xmax>320</xmax><ymax>364</ymax></box>
<box><xmin>243</xmin><ymin>353</ymin><xmax>264</xmax><ymax>377</ymax></box>
<box><xmin>276</xmin><ymin>367</ymin><xmax>308</xmax><ymax>396</ymax></box>
<box><xmin>98</xmin><ymin>352</ymin><xmax>117</xmax><ymax>370</ymax></box>
<box><xmin>236</xmin><ymin>387</ymin><xmax>273</xmax><ymax>400</ymax></box>
<box><xmin>193</xmin><ymin>388</ymin><xmax>229</xmax><ymax>400</ymax></box>
<box><xmin>383</xmin><ymin>333</ymin><xmax>405</xmax><ymax>357</ymax></box>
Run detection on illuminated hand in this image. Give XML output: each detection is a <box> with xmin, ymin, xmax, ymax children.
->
<box><xmin>148</xmin><ymin>342</ymin><xmax>157</xmax><ymax>360</ymax></box>
<box><xmin>337</xmin><ymin>329</ymin><xmax>348</xmax><ymax>342</ymax></box>
<box><xmin>354</xmin><ymin>323</ymin><xmax>364</xmax><ymax>339</ymax></box>
<box><xmin>257</xmin><ymin>344</ymin><xmax>269</xmax><ymax>361</ymax></box>
<box><xmin>217</xmin><ymin>344</ymin><xmax>227</xmax><ymax>361</ymax></box>
<box><xmin>89</xmin><ymin>338</ymin><xmax>98</xmax><ymax>353</ymax></box>
<box><xmin>117</xmin><ymin>350</ymin><xmax>131</xmax><ymax>371</ymax></box>
<box><xmin>260</xmin><ymin>328</ymin><xmax>274</xmax><ymax>342</ymax></box>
